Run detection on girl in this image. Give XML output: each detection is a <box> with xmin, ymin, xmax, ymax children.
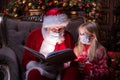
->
<box><xmin>62</xmin><ymin>21</ymin><xmax>109</xmax><ymax>80</ymax></box>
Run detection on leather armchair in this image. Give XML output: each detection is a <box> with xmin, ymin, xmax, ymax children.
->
<box><xmin>0</xmin><ymin>13</ymin><xmax>84</xmax><ymax>80</ymax></box>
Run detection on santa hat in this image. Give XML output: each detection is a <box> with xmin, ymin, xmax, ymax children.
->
<box><xmin>42</xmin><ymin>8</ymin><xmax>69</xmax><ymax>28</ymax></box>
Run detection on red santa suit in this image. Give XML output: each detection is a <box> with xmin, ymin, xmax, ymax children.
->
<box><xmin>22</xmin><ymin>28</ymin><xmax>74</xmax><ymax>80</ymax></box>
<box><xmin>22</xmin><ymin>7</ymin><xmax>74</xmax><ymax>80</ymax></box>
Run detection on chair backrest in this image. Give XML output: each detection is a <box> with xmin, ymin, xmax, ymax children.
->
<box><xmin>0</xmin><ymin>14</ymin><xmax>43</xmax><ymax>80</ymax></box>
<box><xmin>0</xmin><ymin>13</ymin><xmax>84</xmax><ymax>80</ymax></box>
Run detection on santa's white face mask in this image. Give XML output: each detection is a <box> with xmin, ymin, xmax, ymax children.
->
<box><xmin>49</xmin><ymin>31</ymin><xmax>64</xmax><ymax>38</ymax></box>
<box><xmin>45</xmin><ymin>31</ymin><xmax>64</xmax><ymax>44</ymax></box>
<box><xmin>49</xmin><ymin>31</ymin><xmax>59</xmax><ymax>37</ymax></box>
<box><xmin>79</xmin><ymin>34</ymin><xmax>90</xmax><ymax>45</ymax></box>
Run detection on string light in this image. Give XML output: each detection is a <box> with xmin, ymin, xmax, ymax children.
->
<box><xmin>4</xmin><ymin>0</ymin><xmax>102</xmax><ymax>22</ymax></box>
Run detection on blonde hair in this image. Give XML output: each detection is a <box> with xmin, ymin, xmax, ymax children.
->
<box><xmin>75</xmin><ymin>21</ymin><xmax>104</xmax><ymax>61</ymax></box>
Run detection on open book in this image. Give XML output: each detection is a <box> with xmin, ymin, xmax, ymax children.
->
<box><xmin>23</xmin><ymin>46</ymin><xmax>77</xmax><ymax>64</ymax></box>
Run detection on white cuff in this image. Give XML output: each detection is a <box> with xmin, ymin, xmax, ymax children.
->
<box><xmin>26</xmin><ymin>61</ymin><xmax>38</xmax><ymax>70</ymax></box>
<box><xmin>26</xmin><ymin>61</ymin><xmax>56</xmax><ymax>79</ymax></box>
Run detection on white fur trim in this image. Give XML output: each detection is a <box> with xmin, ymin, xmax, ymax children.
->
<box><xmin>25</xmin><ymin>67</ymin><xmax>56</xmax><ymax>80</ymax></box>
<box><xmin>25</xmin><ymin>61</ymin><xmax>56</xmax><ymax>80</ymax></box>
<box><xmin>43</xmin><ymin>14</ymin><xmax>69</xmax><ymax>28</ymax></box>
<box><xmin>0</xmin><ymin>17</ymin><xmax>2</xmax><ymax>22</ymax></box>
<box><xmin>26</xmin><ymin>61</ymin><xmax>38</xmax><ymax>70</ymax></box>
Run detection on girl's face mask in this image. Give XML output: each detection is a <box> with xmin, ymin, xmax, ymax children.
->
<box><xmin>79</xmin><ymin>34</ymin><xmax>91</xmax><ymax>45</ymax></box>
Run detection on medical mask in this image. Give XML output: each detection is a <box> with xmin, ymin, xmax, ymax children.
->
<box><xmin>79</xmin><ymin>34</ymin><xmax>90</xmax><ymax>44</ymax></box>
<box><xmin>49</xmin><ymin>31</ymin><xmax>64</xmax><ymax>37</ymax></box>
<box><xmin>49</xmin><ymin>31</ymin><xmax>60</xmax><ymax>37</ymax></box>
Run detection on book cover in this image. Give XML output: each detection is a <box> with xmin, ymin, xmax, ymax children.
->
<box><xmin>23</xmin><ymin>46</ymin><xmax>77</xmax><ymax>64</ymax></box>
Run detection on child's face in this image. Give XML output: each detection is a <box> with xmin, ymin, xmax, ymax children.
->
<box><xmin>79</xmin><ymin>27</ymin><xmax>94</xmax><ymax>45</ymax></box>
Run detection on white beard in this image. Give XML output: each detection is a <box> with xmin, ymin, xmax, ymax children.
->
<box><xmin>39</xmin><ymin>40</ymin><xmax>56</xmax><ymax>58</ymax></box>
<box><xmin>39</xmin><ymin>31</ymin><xmax>64</xmax><ymax>57</ymax></box>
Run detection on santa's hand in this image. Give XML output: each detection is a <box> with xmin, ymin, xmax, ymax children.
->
<box><xmin>64</xmin><ymin>61</ymin><xmax>71</xmax><ymax>68</ymax></box>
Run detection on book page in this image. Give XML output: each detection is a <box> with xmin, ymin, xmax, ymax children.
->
<box><xmin>23</xmin><ymin>46</ymin><xmax>45</xmax><ymax>61</ymax></box>
<box><xmin>23</xmin><ymin>46</ymin><xmax>77</xmax><ymax>64</ymax></box>
<box><xmin>46</xmin><ymin>49</ymin><xmax>77</xmax><ymax>64</ymax></box>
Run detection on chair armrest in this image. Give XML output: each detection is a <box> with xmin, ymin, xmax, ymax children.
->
<box><xmin>0</xmin><ymin>47</ymin><xmax>20</xmax><ymax>80</ymax></box>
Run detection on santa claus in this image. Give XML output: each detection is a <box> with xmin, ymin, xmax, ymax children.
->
<box><xmin>22</xmin><ymin>8</ymin><xmax>75</xmax><ymax>80</ymax></box>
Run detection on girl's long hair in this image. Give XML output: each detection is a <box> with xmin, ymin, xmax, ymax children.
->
<box><xmin>76</xmin><ymin>21</ymin><xmax>104</xmax><ymax>61</ymax></box>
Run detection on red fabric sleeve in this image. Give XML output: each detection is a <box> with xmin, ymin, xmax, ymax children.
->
<box><xmin>22</xmin><ymin>28</ymin><xmax>42</xmax><ymax>70</ymax></box>
<box><xmin>92</xmin><ymin>47</ymin><xmax>109</xmax><ymax>79</ymax></box>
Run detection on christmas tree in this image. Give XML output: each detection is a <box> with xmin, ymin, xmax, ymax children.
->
<box><xmin>4</xmin><ymin>0</ymin><xmax>25</xmax><ymax>17</ymax></box>
<box><xmin>81</xmin><ymin>0</ymin><xmax>102</xmax><ymax>22</ymax></box>
<box><xmin>4</xmin><ymin>0</ymin><xmax>102</xmax><ymax>23</ymax></box>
